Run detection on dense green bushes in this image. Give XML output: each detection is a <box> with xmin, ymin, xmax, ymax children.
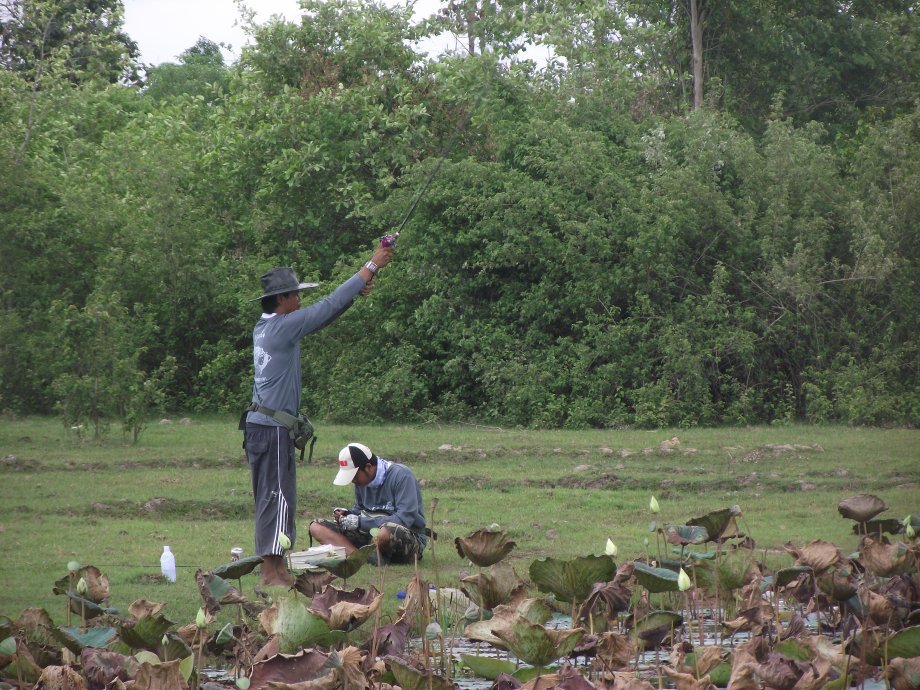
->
<box><xmin>1</xmin><ymin>0</ymin><xmax>917</xmax><ymax>432</ymax></box>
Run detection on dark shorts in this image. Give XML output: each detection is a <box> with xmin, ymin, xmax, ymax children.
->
<box><xmin>312</xmin><ymin>519</ymin><xmax>424</xmax><ymax>564</ymax></box>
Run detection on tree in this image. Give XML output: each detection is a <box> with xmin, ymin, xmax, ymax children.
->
<box><xmin>0</xmin><ymin>0</ymin><xmax>140</xmax><ymax>83</ymax></box>
<box><xmin>143</xmin><ymin>37</ymin><xmax>229</xmax><ymax>103</ymax></box>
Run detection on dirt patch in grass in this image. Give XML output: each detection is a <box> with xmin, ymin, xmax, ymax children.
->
<box><xmin>0</xmin><ymin>455</ymin><xmax>244</xmax><ymax>473</ymax></box>
<box><xmin>57</xmin><ymin>497</ymin><xmax>251</xmax><ymax>521</ymax></box>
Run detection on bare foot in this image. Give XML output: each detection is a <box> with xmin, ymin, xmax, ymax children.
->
<box><xmin>260</xmin><ymin>555</ymin><xmax>294</xmax><ymax>587</ymax></box>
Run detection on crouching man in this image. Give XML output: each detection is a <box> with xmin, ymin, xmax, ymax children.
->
<box><xmin>309</xmin><ymin>443</ymin><xmax>426</xmax><ymax>564</ymax></box>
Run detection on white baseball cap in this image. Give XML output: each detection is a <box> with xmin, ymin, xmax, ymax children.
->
<box><xmin>334</xmin><ymin>443</ymin><xmax>374</xmax><ymax>486</ymax></box>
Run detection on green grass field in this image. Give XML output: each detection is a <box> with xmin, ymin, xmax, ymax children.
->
<box><xmin>1</xmin><ymin>416</ymin><xmax>917</xmax><ymax>633</ymax></box>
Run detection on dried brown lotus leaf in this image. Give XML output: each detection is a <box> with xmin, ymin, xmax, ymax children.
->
<box><xmin>860</xmin><ymin>537</ymin><xmax>919</xmax><ymax>578</ymax></box>
<box><xmin>606</xmin><ymin>672</ymin><xmax>657</xmax><ymax>690</ymax></box>
<box><xmin>595</xmin><ymin>632</ymin><xmax>634</xmax><ymax>671</ymax></box>
<box><xmin>838</xmin><ymin>494</ymin><xmax>887</xmax><ymax>522</ymax></box>
<box><xmin>455</xmin><ymin>528</ymin><xmax>517</xmax><ymax>567</ymax></box>
<box><xmin>661</xmin><ymin>665</ymin><xmax>713</xmax><ymax>690</ymax></box>
<box><xmin>790</xmin><ymin>659</ymin><xmax>836</xmax><ymax>690</ymax></box>
<box><xmin>128</xmin><ymin>599</ymin><xmax>165</xmax><ymax>620</ymax></box>
<box><xmin>783</xmin><ymin>540</ymin><xmax>843</xmax><ymax>572</ymax></box>
<box><xmin>885</xmin><ymin>656</ymin><xmax>920</xmax><ymax>690</ymax></box>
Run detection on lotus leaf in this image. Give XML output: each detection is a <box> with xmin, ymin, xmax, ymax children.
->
<box><xmin>679</xmin><ymin>646</ymin><xmax>725</xmax><ymax>677</ymax></box>
<box><xmin>885</xmin><ymin>656</ymin><xmax>920</xmax><ymax>690</ymax></box>
<box><xmin>160</xmin><ymin>632</ymin><xmax>193</xmax><ymax>662</ymax></box>
<box><xmin>2</xmin><ymin>651</ymin><xmax>43</xmax><ymax>684</ymax></box>
<box><xmin>773</xmin><ymin>566</ymin><xmax>813</xmax><ymax>589</ymax></box>
<box><xmin>661</xmin><ymin>665</ymin><xmax>713</xmax><ymax>690</ymax></box>
<box><xmin>387</xmin><ymin>656</ymin><xmax>456</xmax><ymax>690</ymax></box>
<box><xmin>775</xmin><ymin>638</ymin><xmax>814</xmax><ymax>661</ymax></box>
<box><xmin>860</xmin><ymin>537</ymin><xmax>918</xmax><ymax>577</ymax></box>
<box><xmin>128</xmin><ymin>600</ymin><xmax>165</xmax><ymax>620</ymax></box>
<box><xmin>64</xmin><ymin>592</ymin><xmax>120</xmax><ymax>620</ymax></box>
<box><xmin>117</xmin><ymin>612</ymin><xmax>175</xmax><ymax>651</ymax></box>
<box><xmin>210</xmin><ymin>555</ymin><xmax>263</xmax><ymax>580</ymax></box>
<box><xmin>629</xmin><ymin>610</ymin><xmax>683</xmax><ymax>651</ymax></box>
<box><xmin>686</xmin><ymin>507</ymin><xmax>742</xmax><ymax>542</ymax></box>
<box><xmin>429</xmin><ymin>586</ymin><xmax>479</xmax><ymax>628</ymax></box>
<box><xmin>293</xmin><ymin>570</ymin><xmax>335</xmax><ymax>597</ymax></box>
<box><xmin>35</xmin><ymin>665</ymin><xmax>87</xmax><ymax>689</ymax></box>
<box><xmin>675</xmin><ymin>549</ymin><xmax>716</xmax><ymax>560</ymax></box>
<box><xmin>455</xmin><ymin>528</ymin><xmax>517</xmax><ymax>567</ymax></box>
<box><xmin>363</xmin><ymin>620</ymin><xmax>410</xmax><ymax>658</ymax></box>
<box><xmin>756</xmin><ymin>654</ymin><xmax>808</xmax><ymax>690</ymax></box>
<box><xmin>529</xmin><ymin>555</ymin><xmax>616</xmax><ymax>602</ymax></box>
<box><xmin>837</xmin><ymin>494</ymin><xmax>887</xmax><ymax>522</ymax></box>
<box><xmin>318</xmin><ymin>544</ymin><xmax>374</xmax><ymax>579</ymax></box>
<box><xmin>663</xmin><ymin>524</ymin><xmax>709</xmax><ymax>546</ymax></box>
<box><xmin>461</xmin><ymin>653</ymin><xmax>517</xmax><ymax>680</ymax></box>
<box><xmin>53</xmin><ymin>625</ymin><xmax>117</xmax><ymax>653</ymax></box>
<box><xmin>465</xmin><ymin>598</ymin><xmax>552</xmax><ymax>648</ymax></box>
<box><xmin>577</xmin><ymin>580</ymin><xmax>631</xmax><ymax>623</ymax></box>
<box><xmin>15</xmin><ymin>607</ymin><xmax>71</xmax><ymax>664</ymax></box>
<box><xmin>269</xmin><ymin>596</ymin><xmax>347</xmax><ymax>652</ymax></box>
<box><xmin>886</xmin><ymin>625</ymin><xmax>920</xmax><ymax>662</ymax></box>
<box><xmin>722</xmin><ymin>604</ymin><xmax>774</xmax><ymax>635</ymax></box>
<box><xmin>816</xmin><ymin>565</ymin><xmax>857</xmax><ymax>602</ymax></box>
<box><xmin>196</xmin><ymin>569</ymin><xmax>245</xmax><ymax>616</ymax></box>
<box><xmin>309</xmin><ymin>585</ymin><xmax>382</xmax><ymax>632</ymax></box>
<box><xmin>461</xmin><ymin>562</ymin><xmax>528</xmax><ymax>610</ymax></box>
<box><xmin>783</xmin><ymin>540</ymin><xmax>843</xmax><ymax>572</ymax></box>
<box><xmin>631</xmin><ymin>562</ymin><xmax>679</xmax><ymax>593</ymax></box>
<box><xmin>595</xmin><ymin>632</ymin><xmax>634</xmax><ymax>671</ymax></box>
<box><xmin>134</xmin><ymin>657</ymin><xmax>187</xmax><ymax>689</ymax></box>
<box><xmin>52</xmin><ymin>566</ymin><xmax>110</xmax><ymax>604</ymax></box>
<box><xmin>80</xmin><ymin>647</ymin><xmax>135</xmax><ymax>687</ymax></box>
<box><xmin>248</xmin><ymin>647</ymin><xmax>331</xmax><ymax>688</ymax></box>
<box><xmin>494</xmin><ymin>618</ymin><xmax>585</xmax><ymax>668</ymax></box>
<box><xmin>855</xmin><ymin>518</ymin><xmax>905</xmax><ymax>537</ymax></box>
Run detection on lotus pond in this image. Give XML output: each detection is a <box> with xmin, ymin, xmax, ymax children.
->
<box><xmin>2</xmin><ymin>495</ymin><xmax>918</xmax><ymax>689</ymax></box>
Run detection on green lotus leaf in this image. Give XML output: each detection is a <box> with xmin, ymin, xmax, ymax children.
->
<box><xmin>632</xmin><ymin>562</ymin><xmax>680</xmax><ymax>593</ymax></box>
<box><xmin>461</xmin><ymin>653</ymin><xmax>517</xmax><ymax>680</ymax></box>
<box><xmin>318</xmin><ymin>544</ymin><xmax>374</xmax><ymax>579</ymax></box>
<box><xmin>885</xmin><ymin>625</ymin><xmax>920</xmax><ymax>661</ymax></box>
<box><xmin>663</xmin><ymin>524</ymin><xmax>709</xmax><ymax>546</ymax></box>
<box><xmin>215</xmin><ymin>623</ymin><xmax>234</xmax><ymax>646</ymax></box>
<box><xmin>775</xmin><ymin>638</ymin><xmax>814</xmax><ymax>661</ymax></box>
<box><xmin>0</xmin><ymin>635</ymin><xmax>16</xmax><ymax>657</ymax></box>
<box><xmin>461</xmin><ymin>562</ymin><xmax>528</xmax><ymax>611</ymax></box>
<box><xmin>674</xmin><ymin>549</ymin><xmax>716</xmax><ymax>560</ymax></box>
<box><xmin>774</xmin><ymin>566</ymin><xmax>813</xmax><ymax>588</ymax></box>
<box><xmin>387</xmin><ymin>657</ymin><xmax>456</xmax><ymax>690</ymax></box>
<box><xmin>53</xmin><ymin>625</ymin><xmax>117</xmax><ymax>653</ymax></box>
<box><xmin>455</xmin><ymin>528</ymin><xmax>517</xmax><ymax>567</ymax></box>
<box><xmin>271</xmin><ymin>595</ymin><xmax>346</xmax><ymax>653</ymax></box>
<box><xmin>687</xmin><ymin>507</ymin><xmax>742</xmax><ymax>542</ymax></box>
<box><xmin>161</xmin><ymin>631</ymin><xmax>193</xmax><ymax>661</ymax></box>
<box><xmin>855</xmin><ymin>518</ymin><xmax>907</xmax><ymax>536</ymax></box>
<box><xmin>529</xmin><ymin>555</ymin><xmax>617</xmax><ymax>603</ymax></box>
<box><xmin>117</xmin><ymin>612</ymin><xmax>175</xmax><ymax>651</ymax></box>
<box><xmin>210</xmin><ymin>556</ymin><xmax>263</xmax><ymax>580</ymax></box>
<box><xmin>630</xmin><ymin>610</ymin><xmax>683</xmax><ymax>651</ymax></box>
<box><xmin>134</xmin><ymin>650</ymin><xmax>161</xmax><ymax>665</ymax></box>
<box><xmin>837</xmin><ymin>494</ymin><xmax>887</xmax><ymax>522</ymax></box>
<box><xmin>683</xmin><ymin>651</ymin><xmax>731</xmax><ymax>684</ymax></box>
<box><xmin>494</xmin><ymin>618</ymin><xmax>585</xmax><ymax>668</ymax></box>
<box><xmin>63</xmin><ymin>593</ymin><xmax>120</xmax><ymax>620</ymax></box>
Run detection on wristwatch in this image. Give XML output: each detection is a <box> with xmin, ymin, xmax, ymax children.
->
<box><xmin>364</xmin><ymin>261</ymin><xmax>379</xmax><ymax>275</ymax></box>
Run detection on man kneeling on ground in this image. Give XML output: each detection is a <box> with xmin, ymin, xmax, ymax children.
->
<box><xmin>309</xmin><ymin>443</ymin><xmax>426</xmax><ymax>564</ymax></box>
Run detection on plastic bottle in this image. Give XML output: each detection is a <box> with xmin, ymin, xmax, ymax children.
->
<box><xmin>160</xmin><ymin>545</ymin><xmax>176</xmax><ymax>582</ymax></box>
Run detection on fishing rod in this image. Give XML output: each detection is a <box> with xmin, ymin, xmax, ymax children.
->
<box><xmin>379</xmin><ymin>107</ymin><xmax>475</xmax><ymax>249</ymax></box>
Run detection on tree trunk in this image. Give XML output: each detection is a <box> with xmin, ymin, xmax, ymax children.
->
<box><xmin>689</xmin><ymin>0</ymin><xmax>704</xmax><ymax>109</ymax></box>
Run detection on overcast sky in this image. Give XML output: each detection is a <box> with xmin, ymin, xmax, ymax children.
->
<box><xmin>122</xmin><ymin>0</ymin><xmax>462</xmax><ymax>66</ymax></box>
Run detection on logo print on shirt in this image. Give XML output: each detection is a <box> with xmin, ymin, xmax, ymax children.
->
<box><xmin>254</xmin><ymin>346</ymin><xmax>272</xmax><ymax>376</ymax></box>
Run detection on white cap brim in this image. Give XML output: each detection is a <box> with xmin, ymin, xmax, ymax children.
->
<box><xmin>333</xmin><ymin>467</ymin><xmax>359</xmax><ymax>486</ymax></box>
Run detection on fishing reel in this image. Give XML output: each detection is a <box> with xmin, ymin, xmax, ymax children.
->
<box><xmin>380</xmin><ymin>233</ymin><xmax>399</xmax><ymax>248</ymax></box>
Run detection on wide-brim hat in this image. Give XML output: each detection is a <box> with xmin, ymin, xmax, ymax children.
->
<box><xmin>334</xmin><ymin>443</ymin><xmax>375</xmax><ymax>486</ymax></box>
<box><xmin>250</xmin><ymin>267</ymin><xmax>318</xmax><ymax>301</ymax></box>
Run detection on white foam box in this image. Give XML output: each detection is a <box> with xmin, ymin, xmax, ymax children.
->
<box><xmin>288</xmin><ymin>545</ymin><xmax>347</xmax><ymax>570</ymax></box>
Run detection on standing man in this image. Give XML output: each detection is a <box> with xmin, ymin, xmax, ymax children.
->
<box><xmin>244</xmin><ymin>247</ymin><xmax>392</xmax><ymax>586</ymax></box>
<box><xmin>309</xmin><ymin>442</ymin><xmax>426</xmax><ymax>565</ymax></box>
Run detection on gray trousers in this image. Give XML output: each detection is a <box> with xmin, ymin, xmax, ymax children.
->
<box><xmin>245</xmin><ymin>423</ymin><xmax>296</xmax><ymax>557</ymax></box>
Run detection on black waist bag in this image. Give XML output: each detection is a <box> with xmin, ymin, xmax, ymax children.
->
<box><xmin>240</xmin><ymin>403</ymin><xmax>317</xmax><ymax>463</ymax></box>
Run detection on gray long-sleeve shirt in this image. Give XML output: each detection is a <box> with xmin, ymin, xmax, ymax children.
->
<box><xmin>247</xmin><ymin>273</ymin><xmax>365</xmax><ymax>426</ymax></box>
<box><xmin>353</xmin><ymin>462</ymin><xmax>427</xmax><ymax>546</ymax></box>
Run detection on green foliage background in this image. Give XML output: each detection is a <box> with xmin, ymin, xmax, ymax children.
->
<box><xmin>1</xmin><ymin>0</ymin><xmax>918</xmax><ymax>430</ymax></box>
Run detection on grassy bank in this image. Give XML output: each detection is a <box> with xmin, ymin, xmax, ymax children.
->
<box><xmin>0</xmin><ymin>416</ymin><xmax>917</xmax><ymax>630</ymax></box>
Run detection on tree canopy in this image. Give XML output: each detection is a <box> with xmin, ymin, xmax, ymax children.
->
<box><xmin>1</xmin><ymin>0</ymin><xmax>917</xmax><ymax>434</ymax></box>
